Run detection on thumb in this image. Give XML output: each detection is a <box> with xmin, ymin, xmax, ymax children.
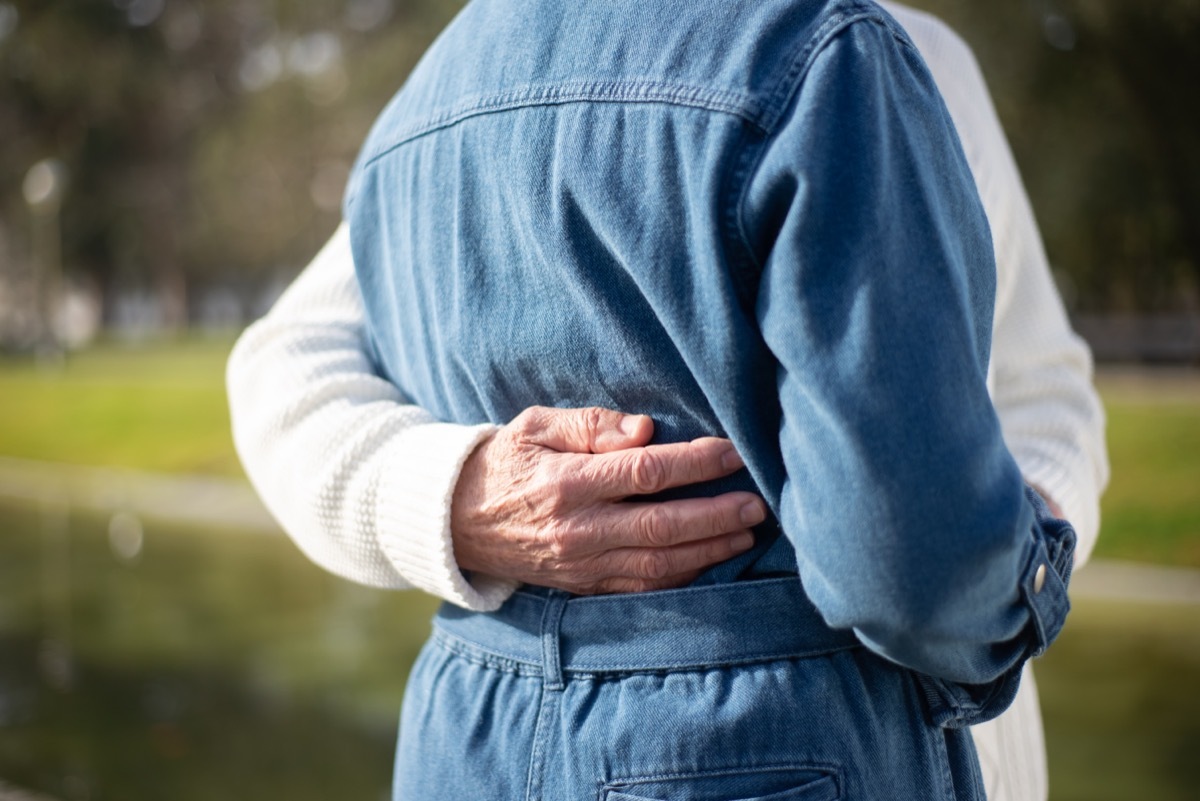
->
<box><xmin>519</xmin><ymin>406</ymin><xmax>654</xmax><ymax>453</ymax></box>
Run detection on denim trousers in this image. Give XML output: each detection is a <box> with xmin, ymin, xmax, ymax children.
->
<box><xmin>393</xmin><ymin>578</ymin><xmax>986</xmax><ymax>800</ymax></box>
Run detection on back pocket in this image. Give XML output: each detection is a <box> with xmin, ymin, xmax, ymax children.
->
<box><xmin>603</xmin><ymin>765</ymin><xmax>841</xmax><ymax>801</ymax></box>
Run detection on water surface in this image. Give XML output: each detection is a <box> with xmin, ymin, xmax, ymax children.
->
<box><xmin>0</xmin><ymin>498</ymin><xmax>439</xmax><ymax>801</ymax></box>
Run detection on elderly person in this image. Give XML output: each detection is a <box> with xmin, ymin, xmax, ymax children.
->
<box><xmin>229</xmin><ymin>2</ymin><xmax>1106</xmax><ymax>799</ymax></box>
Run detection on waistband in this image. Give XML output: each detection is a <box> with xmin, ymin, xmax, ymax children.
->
<box><xmin>432</xmin><ymin>577</ymin><xmax>861</xmax><ymax>682</ymax></box>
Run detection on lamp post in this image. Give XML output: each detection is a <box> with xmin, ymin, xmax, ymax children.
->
<box><xmin>22</xmin><ymin>158</ymin><xmax>69</xmax><ymax>360</ymax></box>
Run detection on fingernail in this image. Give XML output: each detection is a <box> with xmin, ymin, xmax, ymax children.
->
<box><xmin>721</xmin><ymin>448</ymin><xmax>745</xmax><ymax>471</ymax></box>
<box><xmin>731</xmin><ymin>532</ymin><xmax>755</xmax><ymax>551</ymax></box>
<box><xmin>740</xmin><ymin>501</ymin><xmax>765</xmax><ymax>526</ymax></box>
<box><xmin>620</xmin><ymin>415</ymin><xmax>647</xmax><ymax>437</ymax></box>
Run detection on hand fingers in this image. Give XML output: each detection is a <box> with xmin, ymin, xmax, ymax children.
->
<box><xmin>595</xmin><ymin>530</ymin><xmax>757</xmax><ymax>586</ymax></box>
<box><xmin>514</xmin><ymin>406</ymin><xmax>654</xmax><ymax>454</ymax></box>
<box><xmin>582</xmin><ymin>437</ymin><xmax>745</xmax><ymax>499</ymax></box>
<box><xmin>585</xmin><ymin>491</ymin><xmax>765</xmax><ymax>552</ymax></box>
<box><xmin>538</xmin><ymin>526</ymin><xmax>756</xmax><ymax>595</ymax></box>
<box><xmin>545</xmin><ymin>491</ymin><xmax>764</xmax><ymax>558</ymax></box>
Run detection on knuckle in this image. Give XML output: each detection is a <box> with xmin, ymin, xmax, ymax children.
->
<box><xmin>557</xmin><ymin>468</ymin><xmax>591</xmax><ymax>505</ymax></box>
<box><xmin>582</xmin><ymin>406</ymin><xmax>606</xmax><ymax>444</ymax></box>
<box><xmin>511</xmin><ymin>407</ymin><xmax>538</xmax><ymax>432</ymax></box>
<box><xmin>638</xmin><ymin>549</ymin><xmax>673</xmax><ymax>580</ymax></box>
<box><xmin>634</xmin><ymin>506</ymin><xmax>674</xmax><ymax>547</ymax></box>
<box><xmin>629</xmin><ymin>450</ymin><xmax>666</xmax><ymax>494</ymax></box>
<box><xmin>532</xmin><ymin>464</ymin><xmax>571</xmax><ymax>515</ymax></box>
<box><xmin>707</xmin><ymin>503</ymin><xmax>736</xmax><ymax>538</ymax></box>
<box><xmin>514</xmin><ymin>406</ymin><xmax>553</xmax><ymax>437</ymax></box>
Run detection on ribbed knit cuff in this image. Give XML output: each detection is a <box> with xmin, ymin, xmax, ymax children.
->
<box><xmin>373</xmin><ymin>421</ymin><xmax>519</xmax><ymax>611</ymax></box>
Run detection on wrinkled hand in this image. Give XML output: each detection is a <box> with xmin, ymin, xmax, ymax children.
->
<box><xmin>450</xmin><ymin>406</ymin><xmax>765</xmax><ymax>594</ymax></box>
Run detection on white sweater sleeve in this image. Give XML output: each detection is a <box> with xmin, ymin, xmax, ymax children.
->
<box><xmin>226</xmin><ymin>223</ymin><xmax>517</xmax><ymax>610</ymax></box>
<box><xmin>888</xmin><ymin>4</ymin><xmax>1110</xmax><ymax>566</ymax></box>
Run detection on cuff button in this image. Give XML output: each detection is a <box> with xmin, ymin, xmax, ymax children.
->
<box><xmin>1033</xmin><ymin>563</ymin><xmax>1047</xmax><ymax>594</ymax></box>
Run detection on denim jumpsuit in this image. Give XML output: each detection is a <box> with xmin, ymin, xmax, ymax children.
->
<box><xmin>344</xmin><ymin>1</ymin><xmax>1076</xmax><ymax>798</ymax></box>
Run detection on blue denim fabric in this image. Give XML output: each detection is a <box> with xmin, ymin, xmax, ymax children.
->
<box><xmin>344</xmin><ymin>0</ymin><xmax>1076</xmax><ymax>796</ymax></box>
<box><xmin>397</xmin><ymin>580</ymin><xmax>986</xmax><ymax>800</ymax></box>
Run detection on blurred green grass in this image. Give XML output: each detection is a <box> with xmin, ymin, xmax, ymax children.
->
<box><xmin>0</xmin><ymin>338</ymin><xmax>1198</xmax><ymax>567</ymax></box>
<box><xmin>1093</xmin><ymin>374</ymin><xmax>1200</xmax><ymax>567</ymax></box>
<box><xmin>0</xmin><ymin>336</ymin><xmax>242</xmax><ymax>477</ymax></box>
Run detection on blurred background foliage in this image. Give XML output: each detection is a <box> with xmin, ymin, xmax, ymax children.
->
<box><xmin>1</xmin><ymin>0</ymin><xmax>1198</xmax><ymax>342</ymax></box>
<box><xmin>1</xmin><ymin>0</ymin><xmax>462</xmax><ymax>338</ymax></box>
<box><xmin>915</xmin><ymin>0</ymin><xmax>1200</xmax><ymax>314</ymax></box>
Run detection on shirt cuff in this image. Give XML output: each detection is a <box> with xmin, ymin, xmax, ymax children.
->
<box><xmin>916</xmin><ymin>485</ymin><xmax>1076</xmax><ymax>729</ymax></box>
<box><xmin>1019</xmin><ymin>485</ymin><xmax>1076</xmax><ymax>657</ymax></box>
<box><xmin>373</xmin><ymin>421</ymin><xmax>520</xmax><ymax>611</ymax></box>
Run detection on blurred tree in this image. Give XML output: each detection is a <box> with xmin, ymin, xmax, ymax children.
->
<box><xmin>2</xmin><ymin>0</ymin><xmax>245</xmax><ymax>327</ymax></box>
<box><xmin>1041</xmin><ymin>1</ymin><xmax>1200</xmax><ymax>312</ymax></box>
<box><xmin>0</xmin><ymin>0</ymin><xmax>1197</xmax><ymax>324</ymax></box>
<box><xmin>0</xmin><ymin>0</ymin><xmax>464</xmax><ymax>329</ymax></box>
<box><xmin>908</xmin><ymin>0</ymin><xmax>1200</xmax><ymax>313</ymax></box>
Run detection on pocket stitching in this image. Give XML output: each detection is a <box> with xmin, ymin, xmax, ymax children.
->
<box><xmin>601</xmin><ymin>762</ymin><xmax>842</xmax><ymax>801</ymax></box>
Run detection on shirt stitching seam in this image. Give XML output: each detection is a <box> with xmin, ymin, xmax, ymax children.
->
<box><xmin>360</xmin><ymin>81</ymin><xmax>769</xmax><ymax>169</ymax></box>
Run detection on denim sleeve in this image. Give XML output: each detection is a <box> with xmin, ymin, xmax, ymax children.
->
<box><xmin>744</xmin><ymin>19</ymin><xmax>1075</xmax><ymax>709</ymax></box>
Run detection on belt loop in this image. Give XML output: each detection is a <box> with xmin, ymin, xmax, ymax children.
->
<box><xmin>539</xmin><ymin>590</ymin><xmax>568</xmax><ymax>691</ymax></box>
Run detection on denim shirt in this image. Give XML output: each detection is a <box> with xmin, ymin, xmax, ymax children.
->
<box><xmin>344</xmin><ymin>0</ymin><xmax>1074</xmax><ymax>717</ymax></box>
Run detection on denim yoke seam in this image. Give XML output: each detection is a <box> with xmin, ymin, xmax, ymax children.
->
<box><xmin>733</xmin><ymin>8</ymin><xmax>923</xmax><ymax>273</ymax></box>
<box><xmin>359</xmin><ymin>80</ymin><xmax>771</xmax><ymax>171</ymax></box>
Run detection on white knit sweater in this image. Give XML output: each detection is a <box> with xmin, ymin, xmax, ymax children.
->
<box><xmin>227</xmin><ymin>5</ymin><xmax>1109</xmax><ymax>800</ymax></box>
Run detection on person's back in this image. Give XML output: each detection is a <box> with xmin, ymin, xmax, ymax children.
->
<box><xmin>344</xmin><ymin>1</ymin><xmax>1076</xmax><ymax>798</ymax></box>
<box><xmin>349</xmin><ymin>0</ymin><xmax>892</xmax><ymax>445</ymax></box>
<box><xmin>350</xmin><ymin>0</ymin><xmax>873</xmax><ymax>575</ymax></box>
